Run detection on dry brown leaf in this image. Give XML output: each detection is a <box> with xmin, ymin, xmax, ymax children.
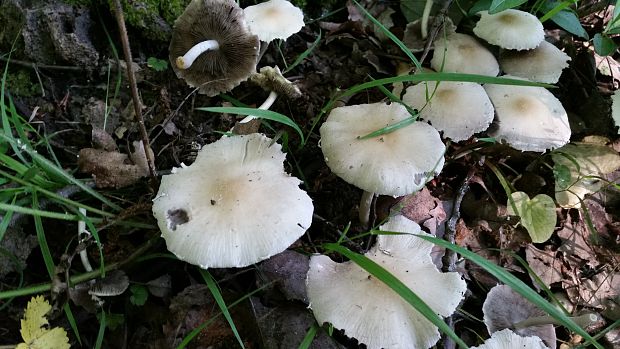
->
<box><xmin>78</xmin><ymin>141</ymin><xmax>151</xmax><ymax>188</ymax></box>
<box><xmin>525</xmin><ymin>244</ymin><xmax>563</xmax><ymax>290</ymax></box>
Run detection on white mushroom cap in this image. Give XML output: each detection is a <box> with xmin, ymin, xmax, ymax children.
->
<box><xmin>244</xmin><ymin>0</ymin><xmax>304</xmax><ymax>42</ymax></box>
<box><xmin>306</xmin><ymin>215</ymin><xmax>467</xmax><ymax>349</ymax></box>
<box><xmin>500</xmin><ymin>41</ymin><xmax>571</xmax><ymax>83</ymax></box>
<box><xmin>483</xmin><ymin>285</ymin><xmax>557</xmax><ymax>349</ymax></box>
<box><xmin>473</xmin><ymin>10</ymin><xmax>544</xmax><ymax>50</ymax></box>
<box><xmin>431</xmin><ymin>33</ymin><xmax>499</xmax><ymax>76</ymax></box>
<box><xmin>152</xmin><ymin>133</ymin><xmax>313</xmax><ymax>268</ymax></box>
<box><xmin>471</xmin><ymin>329</ymin><xmax>550</xmax><ymax>349</ymax></box>
<box><xmin>611</xmin><ymin>90</ymin><xmax>620</xmax><ymax>133</ymax></box>
<box><xmin>403</xmin><ymin>81</ymin><xmax>495</xmax><ymax>141</ymax></box>
<box><xmin>319</xmin><ymin>102</ymin><xmax>445</xmax><ymax>196</ymax></box>
<box><xmin>484</xmin><ymin>77</ymin><xmax>570</xmax><ymax>152</ymax></box>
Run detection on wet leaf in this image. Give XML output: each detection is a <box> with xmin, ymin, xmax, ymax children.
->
<box><xmin>507</xmin><ymin>192</ymin><xmax>556</xmax><ymax>243</ymax></box>
<box><xmin>594</xmin><ymin>33</ymin><xmax>618</xmax><ymax>57</ymax></box>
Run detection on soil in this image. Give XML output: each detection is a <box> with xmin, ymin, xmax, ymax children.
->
<box><xmin>0</xmin><ymin>0</ymin><xmax>619</xmax><ymax>348</ymax></box>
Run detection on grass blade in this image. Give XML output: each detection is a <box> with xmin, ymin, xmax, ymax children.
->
<box><xmin>324</xmin><ymin>243</ymin><xmax>468</xmax><ymax>349</ymax></box>
<box><xmin>32</xmin><ymin>192</ymin><xmax>55</xmax><ymax>278</ymax></box>
<box><xmin>199</xmin><ymin>269</ymin><xmax>245</xmax><ymax>349</ymax></box>
<box><xmin>298</xmin><ymin>322</ymin><xmax>319</xmax><ymax>349</ymax></box>
<box><xmin>284</xmin><ymin>30</ymin><xmax>321</xmax><ymax>74</ymax></box>
<box><xmin>198</xmin><ymin>106</ymin><xmax>304</xmax><ymax>143</ymax></box>
<box><xmin>415</xmin><ymin>234</ymin><xmax>603</xmax><ymax>348</ymax></box>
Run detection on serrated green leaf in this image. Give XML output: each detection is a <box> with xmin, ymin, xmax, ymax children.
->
<box><xmin>147</xmin><ymin>57</ymin><xmax>168</xmax><ymax>72</ymax></box>
<box><xmin>488</xmin><ymin>0</ymin><xmax>527</xmax><ymax>14</ymax></box>
<box><xmin>593</xmin><ymin>33</ymin><xmax>618</xmax><ymax>56</ymax></box>
<box><xmin>129</xmin><ymin>285</ymin><xmax>148</xmax><ymax>306</ymax></box>
<box><xmin>507</xmin><ymin>192</ymin><xmax>557</xmax><ymax>243</ymax></box>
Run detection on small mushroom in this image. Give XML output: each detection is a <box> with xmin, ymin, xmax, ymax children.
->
<box><xmin>319</xmin><ymin>102</ymin><xmax>445</xmax><ymax>225</ymax></box>
<box><xmin>306</xmin><ymin>215</ymin><xmax>467</xmax><ymax>349</ymax></box>
<box><xmin>243</xmin><ymin>0</ymin><xmax>304</xmax><ymax>43</ymax></box>
<box><xmin>152</xmin><ymin>133</ymin><xmax>314</xmax><ymax>268</ymax></box>
<box><xmin>500</xmin><ymin>41</ymin><xmax>571</xmax><ymax>83</ymax></box>
<box><xmin>484</xmin><ymin>76</ymin><xmax>571</xmax><ymax>152</ymax></box>
<box><xmin>483</xmin><ymin>284</ymin><xmax>557</xmax><ymax>349</ymax></box>
<box><xmin>471</xmin><ymin>328</ymin><xmax>549</xmax><ymax>349</ymax></box>
<box><xmin>431</xmin><ymin>33</ymin><xmax>499</xmax><ymax>76</ymax></box>
<box><xmin>473</xmin><ymin>9</ymin><xmax>544</xmax><ymax>50</ymax></box>
<box><xmin>169</xmin><ymin>0</ymin><xmax>259</xmax><ymax>96</ymax></box>
<box><xmin>403</xmin><ymin>81</ymin><xmax>495</xmax><ymax>141</ymax></box>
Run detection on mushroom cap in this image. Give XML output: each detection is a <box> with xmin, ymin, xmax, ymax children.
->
<box><xmin>152</xmin><ymin>133</ymin><xmax>313</xmax><ymax>268</ymax></box>
<box><xmin>169</xmin><ymin>0</ymin><xmax>259</xmax><ymax>96</ymax></box>
<box><xmin>306</xmin><ymin>215</ymin><xmax>467</xmax><ymax>349</ymax></box>
<box><xmin>244</xmin><ymin>0</ymin><xmax>304</xmax><ymax>42</ymax></box>
<box><xmin>613</xmin><ymin>90</ymin><xmax>620</xmax><ymax>133</ymax></box>
<box><xmin>471</xmin><ymin>329</ymin><xmax>550</xmax><ymax>349</ymax></box>
<box><xmin>473</xmin><ymin>10</ymin><xmax>544</xmax><ymax>50</ymax></box>
<box><xmin>483</xmin><ymin>285</ymin><xmax>557</xmax><ymax>349</ymax></box>
<box><xmin>500</xmin><ymin>41</ymin><xmax>571</xmax><ymax>83</ymax></box>
<box><xmin>319</xmin><ymin>102</ymin><xmax>445</xmax><ymax>196</ymax></box>
<box><xmin>403</xmin><ymin>81</ymin><xmax>495</xmax><ymax>141</ymax></box>
<box><xmin>484</xmin><ymin>77</ymin><xmax>570</xmax><ymax>152</ymax></box>
<box><xmin>431</xmin><ymin>33</ymin><xmax>499</xmax><ymax>76</ymax></box>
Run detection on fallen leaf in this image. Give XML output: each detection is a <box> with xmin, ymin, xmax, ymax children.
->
<box><xmin>78</xmin><ymin>141</ymin><xmax>151</xmax><ymax>188</ymax></box>
<box><xmin>525</xmin><ymin>245</ymin><xmax>563</xmax><ymax>290</ymax></box>
<box><xmin>17</xmin><ymin>296</ymin><xmax>70</xmax><ymax>349</ymax></box>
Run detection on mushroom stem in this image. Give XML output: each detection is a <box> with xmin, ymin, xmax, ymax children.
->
<box><xmin>176</xmin><ymin>40</ymin><xmax>220</xmax><ymax>69</ymax></box>
<box><xmin>359</xmin><ymin>191</ymin><xmax>375</xmax><ymax>227</ymax></box>
<box><xmin>513</xmin><ymin>312</ymin><xmax>600</xmax><ymax>330</ymax></box>
<box><xmin>78</xmin><ymin>208</ymin><xmax>93</xmax><ymax>272</ymax></box>
<box><xmin>239</xmin><ymin>90</ymin><xmax>279</xmax><ymax>123</ymax></box>
<box><xmin>420</xmin><ymin>0</ymin><xmax>434</xmax><ymax>39</ymax></box>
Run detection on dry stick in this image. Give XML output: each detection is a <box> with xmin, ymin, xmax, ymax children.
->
<box><xmin>417</xmin><ymin>0</ymin><xmax>455</xmax><ymax>70</ymax></box>
<box><xmin>440</xmin><ymin>168</ymin><xmax>474</xmax><ymax>349</ymax></box>
<box><xmin>111</xmin><ymin>0</ymin><xmax>156</xmax><ymax>178</ymax></box>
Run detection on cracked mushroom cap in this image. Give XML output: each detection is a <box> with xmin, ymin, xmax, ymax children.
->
<box><xmin>152</xmin><ymin>133</ymin><xmax>313</xmax><ymax>268</ymax></box>
<box><xmin>500</xmin><ymin>41</ymin><xmax>571</xmax><ymax>83</ymax></box>
<box><xmin>403</xmin><ymin>81</ymin><xmax>495</xmax><ymax>141</ymax></box>
<box><xmin>169</xmin><ymin>0</ymin><xmax>259</xmax><ymax>96</ymax></box>
<box><xmin>319</xmin><ymin>102</ymin><xmax>445</xmax><ymax>196</ymax></box>
<box><xmin>306</xmin><ymin>215</ymin><xmax>467</xmax><ymax>349</ymax></box>
<box><xmin>244</xmin><ymin>0</ymin><xmax>304</xmax><ymax>42</ymax></box>
<box><xmin>431</xmin><ymin>33</ymin><xmax>499</xmax><ymax>76</ymax></box>
<box><xmin>483</xmin><ymin>284</ymin><xmax>557</xmax><ymax>349</ymax></box>
<box><xmin>473</xmin><ymin>9</ymin><xmax>544</xmax><ymax>50</ymax></box>
<box><xmin>471</xmin><ymin>329</ymin><xmax>550</xmax><ymax>349</ymax></box>
<box><xmin>484</xmin><ymin>76</ymin><xmax>570</xmax><ymax>152</ymax></box>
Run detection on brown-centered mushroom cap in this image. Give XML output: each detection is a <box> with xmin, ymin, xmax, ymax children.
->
<box><xmin>169</xmin><ymin>0</ymin><xmax>259</xmax><ymax>96</ymax></box>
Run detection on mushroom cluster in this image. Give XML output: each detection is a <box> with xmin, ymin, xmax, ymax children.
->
<box><xmin>412</xmin><ymin>8</ymin><xmax>572</xmax><ymax>151</ymax></box>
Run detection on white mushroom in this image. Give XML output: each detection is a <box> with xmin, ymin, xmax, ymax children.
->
<box><xmin>244</xmin><ymin>0</ymin><xmax>305</xmax><ymax>42</ymax></box>
<box><xmin>484</xmin><ymin>77</ymin><xmax>571</xmax><ymax>152</ymax></box>
<box><xmin>320</xmin><ymin>102</ymin><xmax>445</xmax><ymax>197</ymax></box>
<box><xmin>152</xmin><ymin>133</ymin><xmax>313</xmax><ymax>268</ymax></box>
<box><xmin>431</xmin><ymin>33</ymin><xmax>499</xmax><ymax>77</ymax></box>
<box><xmin>306</xmin><ymin>215</ymin><xmax>467</xmax><ymax>349</ymax></box>
<box><xmin>483</xmin><ymin>284</ymin><xmax>557</xmax><ymax>349</ymax></box>
<box><xmin>403</xmin><ymin>81</ymin><xmax>495</xmax><ymax>141</ymax></box>
<box><xmin>470</xmin><ymin>329</ymin><xmax>549</xmax><ymax>349</ymax></box>
<box><xmin>473</xmin><ymin>9</ymin><xmax>544</xmax><ymax>50</ymax></box>
<box><xmin>500</xmin><ymin>41</ymin><xmax>571</xmax><ymax>83</ymax></box>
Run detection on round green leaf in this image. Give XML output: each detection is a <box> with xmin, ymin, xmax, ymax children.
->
<box><xmin>507</xmin><ymin>192</ymin><xmax>557</xmax><ymax>243</ymax></box>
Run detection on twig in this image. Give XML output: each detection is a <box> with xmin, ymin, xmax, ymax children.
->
<box><xmin>418</xmin><ymin>0</ymin><xmax>455</xmax><ymax>68</ymax></box>
<box><xmin>0</xmin><ymin>57</ymin><xmax>83</xmax><ymax>72</ymax></box>
<box><xmin>111</xmin><ymin>0</ymin><xmax>157</xmax><ymax>179</ymax></box>
<box><xmin>442</xmin><ymin>168</ymin><xmax>475</xmax><ymax>273</ymax></box>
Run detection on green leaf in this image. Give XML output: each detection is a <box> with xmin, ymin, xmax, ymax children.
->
<box><xmin>324</xmin><ymin>243</ymin><xmax>469</xmax><ymax>349</ymax></box>
<box><xmin>469</xmin><ymin>0</ymin><xmax>492</xmax><ymax>15</ymax></box>
<box><xmin>488</xmin><ymin>0</ymin><xmax>527</xmax><ymax>14</ymax></box>
<box><xmin>129</xmin><ymin>285</ymin><xmax>149</xmax><ymax>306</ymax></box>
<box><xmin>593</xmin><ymin>33</ymin><xmax>618</xmax><ymax>56</ymax></box>
<box><xmin>553</xmin><ymin>163</ymin><xmax>572</xmax><ymax>190</ymax></box>
<box><xmin>283</xmin><ymin>31</ymin><xmax>321</xmax><ymax>74</ymax></box>
<box><xmin>147</xmin><ymin>57</ymin><xmax>168</xmax><ymax>72</ymax></box>
<box><xmin>415</xmin><ymin>235</ymin><xmax>604</xmax><ymax>349</ymax></box>
<box><xmin>549</xmin><ymin>9</ymin><xmax>589</xmax><ymax>39</ymax></box>
<box><xmin>507</xmin><ymin>192</ymin><xmax>557</xmax><ymax>243</ymax></box>
<box><xmin>197</xmin><ymin>107</ymin><xmax>304</xmax><ymax>144</ymax></box>
<box><xmin>400</xmin><ymin>0</ymin><xmax>427</xmax><ymax>22</ymax></box>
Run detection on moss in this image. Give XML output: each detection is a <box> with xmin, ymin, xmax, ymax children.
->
<box><xmin>5</xmin><ymin>70</ymin><xmax>39</xmax><ymax>97</ymax></box>
<box><xmin>160</xmin><ymin>0</ymin><xmax>190</xmax><ymax>24</ymax></box>
<box><xmin>105</xmin><ymin>0</ymin><xmax>189</xmax><ymax>41</ymax></box>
